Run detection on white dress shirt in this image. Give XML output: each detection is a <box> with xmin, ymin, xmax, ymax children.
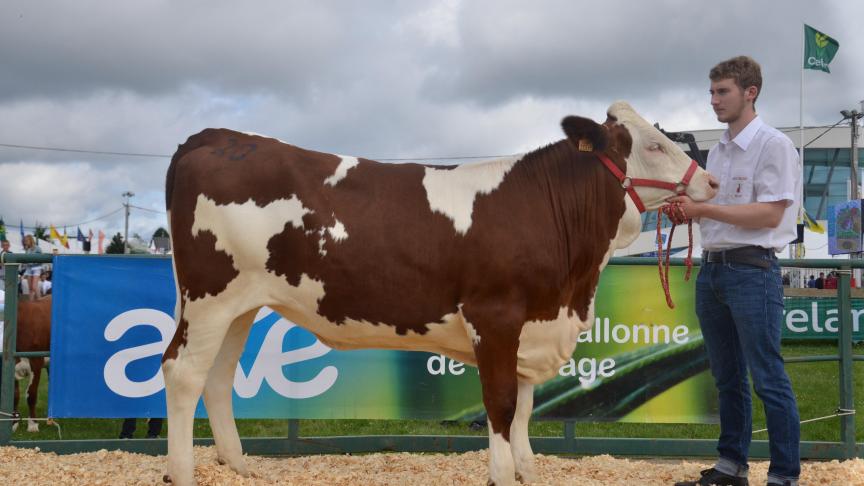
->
<box><xmin>700</xmin><ymin>116</ymin><xmax>802</xmax><ymax>252</ymax></box>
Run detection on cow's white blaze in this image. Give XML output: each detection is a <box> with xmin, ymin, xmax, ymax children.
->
<box><xmin>606</xmin><ymin>101</ymin><xmax>716</xmax><ymax>210</ymax></box>
<box><xmin>423</xmin><ymin>155</ymin><xmax>520</xmax><ymax>235</ymax></box>
<box><xmin>324</xmin><ymin>155</ymin><xmax>359</xmax><ymax>186</ymax></box>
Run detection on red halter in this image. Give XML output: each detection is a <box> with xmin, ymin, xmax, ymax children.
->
<box><xmin>596</xmin><ymin>154</ymin><xmax>699</xmax><ymax>213</ymax></box>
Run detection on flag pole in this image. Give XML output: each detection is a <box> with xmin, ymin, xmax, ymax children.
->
<box><xmin>795</xmin><ymin>23</ymin><xmax>806</xmax><ymax>264</ymax></box>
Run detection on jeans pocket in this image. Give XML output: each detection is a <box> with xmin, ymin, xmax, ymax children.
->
<box><xmin>726</xmin><ymin>261</ymin><xmax>765</xmax><ymax>273</ymax></box>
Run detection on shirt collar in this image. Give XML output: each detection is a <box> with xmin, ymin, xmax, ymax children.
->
<box><xmin>719</xmin><ymin>115</ymin><xmax>763</xmax><ymax>151</ymax></box>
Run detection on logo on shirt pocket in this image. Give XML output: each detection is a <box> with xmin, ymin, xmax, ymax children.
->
<box><xmin>731</xmin><ymin>176</ymin><xmax>750</xmax><ymax>199</ymax></box>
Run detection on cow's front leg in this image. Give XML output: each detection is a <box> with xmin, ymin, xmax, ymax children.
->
<box><xmin>468</xmin><ymin>306</ymin><xmax>522</xmax><ymax>486</ymax></box>
<box><xmin>510</xmin><ymin>381</ymin><xmax>535</xmax><ymax>483</ymax></box>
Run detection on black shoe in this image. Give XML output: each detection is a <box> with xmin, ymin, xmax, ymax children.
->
<box><xmin>674</xmin><ymin>468</ymin><xmax>749</xmax><ymax>486</ymax></box>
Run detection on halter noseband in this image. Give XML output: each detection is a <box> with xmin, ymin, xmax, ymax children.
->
<box><xmin>596</xmin><ymin>154</ymin><xmax>699</xmax><ymax>213</ymax></box>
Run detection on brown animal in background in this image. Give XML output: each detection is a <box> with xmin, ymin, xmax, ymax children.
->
<box><xmin>12</xmin><ymin>295</ymin><xmax>52</xmax><ymax>433</ymax></box>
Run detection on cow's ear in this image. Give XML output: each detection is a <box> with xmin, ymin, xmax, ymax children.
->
<box><xmin>561</xmin><ymin>116</ymin><xmax>607</xmax><ymax>152</ymax></box>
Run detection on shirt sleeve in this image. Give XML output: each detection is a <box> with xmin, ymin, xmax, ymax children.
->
<box><xmin>754</xmin><ymin>135</ymin><xmax>799</xmax><ymax>207</ymax></box>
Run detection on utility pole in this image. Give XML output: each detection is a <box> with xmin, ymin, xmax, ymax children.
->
<box><xmin>841</xmin><ymin>106</ymin><xmax>863</xmax><ymax>286</ymax></box>
<box><xmin>122</xmin><ymin>191</ymin><xmax>134</xmax><ymax>254</ymax></box>
<box><xmin>841</xmin><ymin>107</ymin><xmax>862</xmax><ymax>199</ymax></box>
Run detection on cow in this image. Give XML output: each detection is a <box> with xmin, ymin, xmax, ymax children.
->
<box><xmin>11</xmin><ymin>296</ymin><xmax>52</xmax><ymax>433</ymax></box>
<box><xmin>161</xmin><ymin>101</ymin><xmax>719</xmax><ymax>486</ymax></box>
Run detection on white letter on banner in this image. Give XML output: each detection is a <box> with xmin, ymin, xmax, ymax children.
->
<box><xmin>233</xmin><ymin>316</ymin><xmax>338</xmax><ymax>399</ymax></box>
<box><xmin>103</xmin><ymin>309</ymin><xmax>175</xmax><ymax>398</ymax></box>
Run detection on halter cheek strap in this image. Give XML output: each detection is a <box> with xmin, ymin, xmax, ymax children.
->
<box><xmin>596</xmin><ymin>154</ymin><xmax>699</xmax><ymax>213</ymax></box>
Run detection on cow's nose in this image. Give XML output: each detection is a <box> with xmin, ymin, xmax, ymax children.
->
<box><xmin>708</xmin><ymin>175</ymin><xmax>719</xmax><ymax>190</ymax></box>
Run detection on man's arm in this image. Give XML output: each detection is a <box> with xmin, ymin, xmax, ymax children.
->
<box><xmin>665</xmin><ymin>196</ymin><xmax>787</xmax><ymax>229</ymax></box>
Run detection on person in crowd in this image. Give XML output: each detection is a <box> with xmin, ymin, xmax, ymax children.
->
<box><xmin>39</xmin><ymin>272</ymin><xmax>52</xmax><ymax>296</ymax></box>
<box><xmin>22</xmin><ymin>234</ymin><xmax>43</xmax><ymax>300</ymax></box>
<box><xmin>823</xmin><ymin>271</ymin><xmax>838</xmax><ymax>290</ymax></box>
<box><xmin>119</xmin><ymin>417</ymin><xmax>163</xmax><ymax>439</ymax></box>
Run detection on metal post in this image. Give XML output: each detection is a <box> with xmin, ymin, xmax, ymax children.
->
<box><xmin>1</xmin><ymin>263</ymin><xmax>20</xmax><ymax>445</ymax></box>
<box><xmin>841</xmin><ymin>109</ymin><xmax>863</xmax><ymax>286</ymax></box>
<box><xmin>835</xmin><ymin>267</ymin><xmax>856</xmax><ymax>458</ymax></box>
<box><xmin>123</xmin><ymin>191</ymin><xmax>134</xmax><ymax>254</ymax></box>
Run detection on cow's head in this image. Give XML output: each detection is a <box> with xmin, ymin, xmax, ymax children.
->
<box><xmin>562</xmin><ymin>101</ymin><xmax>718</xmax><ymax>212</ymax></box>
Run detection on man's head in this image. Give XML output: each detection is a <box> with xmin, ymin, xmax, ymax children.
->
<box><xmin>1</xmin><ymin>239</ymin><xmax>9</xmax><ymax>252</ymax></box>
<box><xmin>709</xmin><ymin>56</ymin><xmax>761</xmax><ymax>124</ymax></box>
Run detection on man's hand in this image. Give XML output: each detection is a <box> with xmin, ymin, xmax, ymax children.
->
<box><xmin>666</xmin><ymin>195</ymin><xmax>705</xmax><ymax>219</ymax></box>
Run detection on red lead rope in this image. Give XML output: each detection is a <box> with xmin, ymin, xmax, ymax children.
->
<box><xmin>656</xmin><ymin>202</ymin><xmax>693</xmax><ymax>309</ymax></box>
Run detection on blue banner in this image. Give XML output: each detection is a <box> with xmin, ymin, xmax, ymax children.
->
<box><xmin>49</xmin><ymin>256</ymin><xmax>722</xmax><ymax>422</ymax></box>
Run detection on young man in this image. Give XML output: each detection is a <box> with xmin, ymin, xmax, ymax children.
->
<box><xmin>669</xmin><ymin>56</ymin><xmax>801</xmax><ymax>486</ymax></box>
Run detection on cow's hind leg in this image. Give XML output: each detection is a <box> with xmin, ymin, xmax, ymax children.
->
<box><xmin>511</xmin><ymin>381</ymin><xmax>535</xmax><ymax>483</ymax></box>
<box><xmin>26</xmin><ymin>357</ymin><xmax>44</xmax><ymax>432</ymax></box>
<box><xmin>163</xmin><ymin>304</ymin><xmax>235</xmax><ymax>486</ymax></box>
<box><xmin>203</xmin><ymin>308</ymin><xmax>258</xmax><ymax>476</ymax></box>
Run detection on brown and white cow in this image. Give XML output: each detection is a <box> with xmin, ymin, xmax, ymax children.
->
<box><xmin>12</xmin><ymin>296</ymin><xmax>52</xmax><ymax>433</ymax></box>
<box><xmin>161</xmin><ymin>101</ymin><xmax>718</xmax><ymax>486</ymax></box>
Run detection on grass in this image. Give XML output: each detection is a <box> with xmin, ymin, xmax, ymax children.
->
<box><xmin>5</xmin><ymin>342</ymin><xmax>862</xmax><ymax>445</ymax></box>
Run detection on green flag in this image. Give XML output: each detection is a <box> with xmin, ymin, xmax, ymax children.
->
<box><xmin>804</xmin><ymin>24</ymin><xmax>839</xmax><ymax>73</ymax></box>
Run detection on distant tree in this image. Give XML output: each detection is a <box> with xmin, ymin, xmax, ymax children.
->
<box><xmin>106</xmin><ymin>233</ymin><xmax>125</xmax><ymax>254</ymax></box>
<box><xmin>152</xmin><ymin>227</ymin><xmax>169</xmax><ymax>239</ymax></box>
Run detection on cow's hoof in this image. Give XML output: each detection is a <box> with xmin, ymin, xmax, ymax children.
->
<box><xmin>11</xmin><ymin>422</ymin><xmax>19</xmax><ymax>433</ymax></box>
<box><xmin>27</xmin><ymin>422</ymin><xmax>39</xmax><ymax>433</ymax></box>
<box><xmin>216</xmin><ymin>457</ymin><xmax>226</xmax><ymax>465</ymax></box>
<box><xmin>163</xmin><ymin>474</ymin><xmax>172</xmax><ymax>483</ymax></box>
<box><xmin>516</xmin><ymin>470</ymin><xmax>536</xmax><ymax>483</ymax></box>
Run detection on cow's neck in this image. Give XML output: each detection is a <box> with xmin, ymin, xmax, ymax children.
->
<box><xmin>518</xmin><ymin>141</ymin><xmax>627</xmax><ymax>321</ymax></box>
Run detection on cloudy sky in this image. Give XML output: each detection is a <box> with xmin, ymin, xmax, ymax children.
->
<box><xmin>1</xmin><ymin>0</ymin><xmax>861</xmax><ymax>244</ymax></box>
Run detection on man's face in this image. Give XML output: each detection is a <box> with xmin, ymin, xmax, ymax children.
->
<box><xmin>1</xmin><ymin>241</ymin><xmax>9</xmax><ymax>252</ymax></box>
<box><xmin>710</xmin><ymin>78</ymin><xmax>756</xmax><ymax>124</ymax></box>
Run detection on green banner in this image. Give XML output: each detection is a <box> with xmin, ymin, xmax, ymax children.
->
<box><xmin>804</xmin><ymin>24</ymin><xmax>839</xmax><ymax>73</ymax></box>
<box><xmin>443</xmin><ymin>265</ymin><xmax>717</xmax><ymax>424</ymax></box>
<box><xmin>783</xmin><ymin>296</ymin><xmax>864</xmax><ymax>340</ymax></box>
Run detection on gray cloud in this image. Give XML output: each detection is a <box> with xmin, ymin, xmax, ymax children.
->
<box><xmin>0</xmin><ymin>0</ymin><xmax>861</xmax><ymax>241</ymax></box>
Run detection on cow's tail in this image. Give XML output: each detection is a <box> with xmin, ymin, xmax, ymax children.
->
<box><xmin>165</xmin><ymin>130</ymin><xmax>218</xmax><ymax>328</ymax></box>
<box><xmin>165</xmin><ymin>129</ymin><xmax>219</xmax><ymax>212</ymax></box>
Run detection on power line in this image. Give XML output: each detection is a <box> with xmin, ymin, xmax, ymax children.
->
<box><xmin>9</xmin><ymin>207</ymin><xmax>125</xmax><ymax>233</ymax></box>
<box><xmin>0</xmin><ymin>142</ymin><xmax>170</xmax><ymax>158</ymax></box>
<box><xmin>0</xmin><ymin>121</ymin><xmax>850</xmax><ymax>162</ymax></box>
<box><xmin>129</xmin><ymin>204</ymin><xmax>167</xmax><ymax>215</ymax></box>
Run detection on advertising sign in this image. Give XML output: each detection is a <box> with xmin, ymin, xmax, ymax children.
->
<box><xmin>49</xmin><ymin>256</ymin><xmax>718</xmax><ymax>422</ymax></box>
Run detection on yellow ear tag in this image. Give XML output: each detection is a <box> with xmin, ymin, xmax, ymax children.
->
<box><xmin>577</xmin><ymin>139</ymin><xmax>593</xmax><ymax>152</ymax></box>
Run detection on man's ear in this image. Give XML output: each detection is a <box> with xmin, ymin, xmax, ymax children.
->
<box><xmin>561</xmin><ymin>116</ymin><xmax>608</xmax><ymax>152</ymax></box>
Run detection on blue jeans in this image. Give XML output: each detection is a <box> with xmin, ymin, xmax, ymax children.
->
<box><xmin>696</xmin><ymin>258</ymin><xmax>800</xmax><ymax>481</ymax></box>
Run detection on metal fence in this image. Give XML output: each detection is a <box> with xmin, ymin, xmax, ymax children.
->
<box><xmin>2</xmin><ymin>253</ymin><xmax>862</xmax><ymax>459</ymax></box>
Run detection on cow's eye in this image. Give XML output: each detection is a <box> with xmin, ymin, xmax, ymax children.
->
<box><xmin>648</xmin><ymin>142</ymin><xmax>662</xmax><ymax>152</ymax></box>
